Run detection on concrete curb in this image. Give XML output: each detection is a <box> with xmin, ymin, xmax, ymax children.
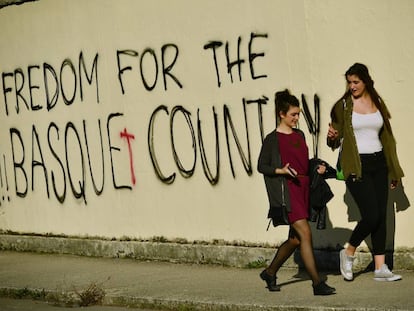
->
<box><xmin>0</xmin><ymin>234</ymin><xmax>413</xmax><ymax>271</ymax></box>
<box><xmin>0</xmin><ymin>287</ymin><xmax>394</xmax><ymax>311</ymax></box>
<box><xmin>102</xmin><ymin>295</ymin><xmax>378</xmax><ymax>311</ymax></box>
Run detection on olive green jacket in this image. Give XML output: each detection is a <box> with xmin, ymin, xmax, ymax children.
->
<box><xmin>327</xmin><ymin>95</ymin><xmax>404</xmax><ymax>181</ymax></box>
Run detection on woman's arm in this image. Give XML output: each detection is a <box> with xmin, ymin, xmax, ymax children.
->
<box><xmin>257</xmin><ymin>135</ymin><xmax>278</xmax><ymax>176</ymax></box>
<box><xmin>327</xmin><ymin>101</ymin><xmax>344</xmax><ymax>150</ymax></box>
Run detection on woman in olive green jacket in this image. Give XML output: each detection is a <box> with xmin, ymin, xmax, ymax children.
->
<box><xmin>327</xmin><ymin>63</ymin><xmax>404</xmax><ymax>282</ymax></box>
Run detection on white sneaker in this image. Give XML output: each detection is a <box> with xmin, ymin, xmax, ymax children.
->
<box><xmin>374</xmin><ymin>264</ymin><xmax>402</xmax><ymax>282</ymax></box>
<box><xmin>339</xmin><ymin>249</ymin><xmax>355</xmax><ymax>281</ymax></box>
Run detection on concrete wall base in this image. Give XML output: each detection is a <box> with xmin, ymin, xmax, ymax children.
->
<box><xmin>1</xmin><ymin>234</ymin><xmax>413</xmax><ymax>271</ymax></box>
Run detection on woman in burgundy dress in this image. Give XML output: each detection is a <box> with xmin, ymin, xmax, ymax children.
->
<box><xmin>257</xmin><ymin>89</ymin><xmax>335</xmax><ymax>295</ymax></box>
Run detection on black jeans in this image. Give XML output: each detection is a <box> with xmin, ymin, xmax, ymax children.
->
<box><xmin>346</xmin><ymin>151</ymin><xmax>388</xmax><ymax>255</ymax></box>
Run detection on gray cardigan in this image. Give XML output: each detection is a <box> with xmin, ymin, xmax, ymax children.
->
<box><xmin>257</xmin><ymin>129</ymin><xmax>305</xmax><ymax>214</ymax></box>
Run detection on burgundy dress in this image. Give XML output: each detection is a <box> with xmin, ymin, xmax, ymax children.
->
<box><xmin>277</xmin><ymin>131</ymin><xmax>310</xmax><ymax>224</ymax></box>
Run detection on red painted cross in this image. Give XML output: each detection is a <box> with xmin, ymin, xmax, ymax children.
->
<box><xmin>120</xmin><ymin>128</ymin><xmax>136</xmax><ymax>185</ymax></box>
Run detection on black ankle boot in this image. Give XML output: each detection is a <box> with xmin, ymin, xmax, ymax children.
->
<box><xmin>260</xmin><ymin>270</ymin><xmax>280</xmax><ymax>291</ymax></box>
<box><xmin>313</xmin><ymin>281</ymin><xmax>336</xmax><ymax>295</ymax></box>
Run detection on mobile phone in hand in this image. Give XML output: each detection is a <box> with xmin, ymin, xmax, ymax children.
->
<box><xmin>287</xmin><ymin>166</ymin><xmax>297</xmax><ymax>178</ymax></box>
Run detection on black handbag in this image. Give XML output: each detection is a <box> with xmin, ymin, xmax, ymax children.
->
<box><xmin>268</xmin><ymin>204</ymin><xmax>289</xmax><ymax>227</ymax></box>
<box><xmin>266</xmin><ymin>181</ymin><xmax>289</xmax><ymax>230</ymax></box>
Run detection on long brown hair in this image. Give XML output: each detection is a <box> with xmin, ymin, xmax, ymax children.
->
<box><xmin>341</xmin><ymin>63</ymin><xmax>391</xmax><ymax>119</ymax></box>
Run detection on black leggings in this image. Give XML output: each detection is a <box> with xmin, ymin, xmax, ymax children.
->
<box><xmin>346</xmin><ymin>151</ymin><xmax>388</xmax><ymax>255</ymax></box>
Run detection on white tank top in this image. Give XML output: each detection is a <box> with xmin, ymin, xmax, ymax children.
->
<box><xmin>352</xmin><ymin>110</ymin><xmax>383</xmax><ymax>154</ymax></box>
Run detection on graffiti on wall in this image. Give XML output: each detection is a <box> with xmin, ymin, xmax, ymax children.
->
<box><xmin>0</xmin><ymin>32</ymin><xmax>320</xmax><ymax>206</ymax></box>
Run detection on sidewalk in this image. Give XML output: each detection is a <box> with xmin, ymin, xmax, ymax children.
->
<box><xmin>0</xmin><ymin>251</ymin><xmax>413</xmax><ymax>311</ymax></box>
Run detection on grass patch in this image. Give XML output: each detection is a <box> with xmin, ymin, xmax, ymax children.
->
<box><xmin>74</xmin><ymin>280</ymin><xmax>107</xmax><ymax>307</ymax></box>
<box><xmin>245</xmin><ymin>256</ymin><xmax>268</xmax><ymax>269</ymax></box>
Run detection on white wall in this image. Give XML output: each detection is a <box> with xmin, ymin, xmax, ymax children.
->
<box><xmin>0</xmin><ymin>0</ymin><xmax>412</xmax><ymax>248</ymax></box>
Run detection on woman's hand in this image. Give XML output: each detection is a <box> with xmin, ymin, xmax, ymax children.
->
<box><xmin>316</xmin><ymin>163</ymin><xmax>327</xmax><ymax>175</ymax></box>
<box><xmin>391</xmin><ymin>180</ymin><xmax>399</xmax><ymax>189</ymax></box>
<box><xmin>327</xmin><ymin>123</ymin><xmax>339</xmax><ymax>140</ymax></box>
<box><xmin>276</xmin><ymin>163</ymin><xmax>297</xmax><ymax>178</ymax></box>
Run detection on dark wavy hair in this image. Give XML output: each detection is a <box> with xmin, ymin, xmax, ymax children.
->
<box><xmin>275</xmin><ymin>89</ymin><xmax>300</xmax><ymax>122</ymax></box>
<box><xmin>341</xmin><ymin>63</ymin><xmax>390</xmax><ymax>118</ymax></box>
